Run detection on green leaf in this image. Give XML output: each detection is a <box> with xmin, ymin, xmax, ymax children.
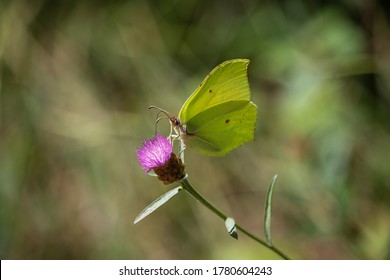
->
<box><xmin>225</xmin><ymin>217</ymin><xmax>238</xmax><ymax>239</ymax></box>
<box><xmin>264</xmin><ymin>174</ymin><xmax>278</xmax><ymax>246</ymax></box>
<box><xmin>134</xmin><ymin>186</ymin><xmax>182</xmax><ymax>224</ymax></box>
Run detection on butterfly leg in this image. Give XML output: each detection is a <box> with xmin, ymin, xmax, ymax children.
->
<box><xmin>169</xmin><ymin>132</ymin><xmax>186</xmax><ymax>163</ymax></box>
<box><xmin>179</xmin><ymin>139</ymin><xmax>186</xmax><ymax>163</ymax></box>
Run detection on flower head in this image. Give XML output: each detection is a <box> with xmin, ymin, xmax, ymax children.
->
<box><xmin>137</xmin><ymin>134</ymin><xmax>173</xmax><ymax>173</ymax></box>
<box><xmin>137</xmin><ymin>134</ymin><xmax>185</xmax><ymax>184</ymax></box>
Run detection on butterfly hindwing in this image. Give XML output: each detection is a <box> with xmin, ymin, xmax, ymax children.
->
<box><xmin>183</xmin><ymin>100</ymin><xmax>257</xmax><ymax>156</ymax></box>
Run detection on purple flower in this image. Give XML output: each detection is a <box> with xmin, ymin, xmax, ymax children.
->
<box><xmin>137</xmin><ymin>134</ymin><xmax>173</xmax><ymax>173</ymax></box>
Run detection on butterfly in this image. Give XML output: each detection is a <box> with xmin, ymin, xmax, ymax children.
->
<box><xmin>152</xmin><ymin>59</ymin><xmax>257</xmax><ymax>157</ymax></box>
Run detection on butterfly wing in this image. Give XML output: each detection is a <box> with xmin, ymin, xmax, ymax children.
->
<box><xmin>183</xmin><ymin>100</ymin><xmax>257</xmax><ymax>156</ymax></box>
<box><xmin>178</xmin><ymin>59</ymin><xmax>251</xmax><ymax>124</ymax></box>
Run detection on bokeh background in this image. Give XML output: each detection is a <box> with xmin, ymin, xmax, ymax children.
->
<box><xmin>1</xmin><ymin>0</ymin><xmax>390</xmax><ymax>259</ymax></box>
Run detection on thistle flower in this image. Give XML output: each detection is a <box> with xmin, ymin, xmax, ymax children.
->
<box><xmin>137</xmin><ymin>134</ymin><xmax>172</xmax><ymax>172</ymax></box>
<box><xmin>137</xmin><ymin>134</ymin><xmax>185</xmax><ymax>184</ymax></box>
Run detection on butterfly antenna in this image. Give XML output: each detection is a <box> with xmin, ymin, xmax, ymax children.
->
<box><xmin>149</xmin><ymin>105</ymin><xmax>178</xmax><ymax>124</ymax></box>
<box><xmin>149</xmin><ymin>105</ymin><xmax>173</xmax><ymax>117</ymax></box>
<box><xmin>154</xmin><ymin>116</ymin><xmax>169</xmax><ymax>134</ymax></box>
<box><xmin>149</xmin><ymin>105</ymin><xmax>179</xmax><ymax>137</ymax></box>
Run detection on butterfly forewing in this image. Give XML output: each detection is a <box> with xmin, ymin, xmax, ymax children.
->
<box><xmin>178</xmin><ymin>59</ymin><xmax>251</xmax><ymax>124</ymax></box>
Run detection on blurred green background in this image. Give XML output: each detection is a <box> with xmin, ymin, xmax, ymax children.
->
<box><xmin>1</xmin><ymin>0</ymin><xmax>390</xmax><ymax>259</ymax></box>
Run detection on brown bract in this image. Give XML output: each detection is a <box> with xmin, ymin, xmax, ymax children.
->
<box><xmin>153</xmin><ymin>153</ymin><xmax>185</xmax><ymax>185</ymax></box>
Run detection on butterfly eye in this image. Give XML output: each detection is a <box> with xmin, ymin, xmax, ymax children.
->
<box><xmin>174</xmin><ymin>118</ymin><xmax>181</xmax><ymax>126</ymax></box>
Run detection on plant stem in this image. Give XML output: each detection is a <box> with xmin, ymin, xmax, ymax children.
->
<box><xmin>181</xmin><ymin>178</ymin><xmax>290</xmax><ymax>260</ymax></box>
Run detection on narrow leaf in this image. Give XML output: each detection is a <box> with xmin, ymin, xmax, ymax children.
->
<box><xmin>134</xmin><ymin>186</ymin><xmax>182</xmax><ymax>224</ymax></box>
<box><xmin>225</xmin><ymin>217</ymin><xmax>238</xmax><ymax>240</ymax></box>
<box><xmin>264</xmin><ymin>174</ymin><xmax>278</xmax><ymax>246</ymax></box>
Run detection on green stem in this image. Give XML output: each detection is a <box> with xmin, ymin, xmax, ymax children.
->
<box><xmin>181</xmin><ymin>178</ymin><xmax>290</xmax><ymax>260</ymax></box>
